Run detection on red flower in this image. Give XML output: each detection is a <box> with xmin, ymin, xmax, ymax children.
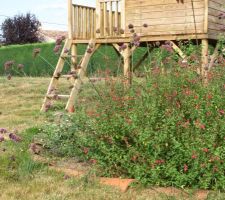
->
<box><xmin>90</xmin><ymin>159</ymin><xmax>97</xmax><ymax>164</ymax></box>
<box><xmin>213</xmin><ymin>166</ymin><xmax>218</xmax><ymax>173</ymax></box>
<box><xmin>83</xmin><ymin>147</ymin><xmax>89</xmax><ymax>154</ymax></box>
<box><xmin>199</xmin><ymin>124</ymin><xmax>206</xmax><ymax>130</ymax></box>
<box><xmin>202</xmin><ymin>148</ymin><xmax>209</xmax><ymax>153</ymax></box>
<box><xmin>219</xmin><ymin>110</ymin><xmax>225</xmax><ymax>115</ymax></box>
<box><xmin>155</xmin><ymin>159</ymin><xmax>165</xmax><ymax>165</ymax></box>
<box><xmin>207</xmin><ymin>94</ymin><xmax>213</xmax><ymax>100</ymax></box>
<box><xmin>131</xmin><ymin>155</ymin><xmax>138</xmax><ymax>162</ymax></box>
<box><xmin>184</xmin><ymin>164</ymin><xmax>188</xmax><ymax>172</ymax></box>
<box><xmin>192</xmin><ymin>154</ymin><xmax>197</xmax><ymax>159</ymax></box>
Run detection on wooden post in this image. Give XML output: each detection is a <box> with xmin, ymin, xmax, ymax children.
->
<box><xmin>121</xmin><ymin>0</ymin><xmax>126</xmax><ymax>36</ymax></box>
<box><xmin>109</xmin><ymin>1</ymin><xmax>113</xmax><ymax>36</ymax></box>
<box><xmin>68</xmin><ymin>0</ymin><xmax>73</xmax><ymax>39</ymax></box>
<box><xmin>201</xmin><ymin>39</ymin><xmax>209</xmax><ymax>85</ymax></box>
<box><xmin>123</xmin><ymin>43</ymin><xmax>132</xmax><ymax>85</ymax></box>
<box><xmin>103</xmin><ymin>2</ymin><xmax>108</xmax><ymax>36</ymax></box>
<box><xmin>71</xmin><ymin>2</ymin><xmax>77</xmax><ymax>71</ymax></box>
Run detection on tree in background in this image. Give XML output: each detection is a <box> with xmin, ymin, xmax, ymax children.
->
<box><xmin>1</xmin><ymin>13</ymin><xmax>41</xmax><ymax>45</ymax></box>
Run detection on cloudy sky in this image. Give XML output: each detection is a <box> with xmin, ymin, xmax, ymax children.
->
<box><xmin>0</xmin><ymin>0</ymin><xmax>96</xmax><ymax>31</ymax></box>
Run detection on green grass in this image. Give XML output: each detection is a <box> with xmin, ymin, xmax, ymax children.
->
<box><xmin>0</xmin><ymin>77</ymin><xmax>225</xmax><ymax>200</ymax></box>
<box><xmin>0</xmin><ymin>42</ymin><xmax>147</xmax><ymax>77</ymax></box>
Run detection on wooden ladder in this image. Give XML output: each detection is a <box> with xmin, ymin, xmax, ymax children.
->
<box><xmin>41</xmin><ymin>39</ymin><xmax>99</xmax><ymax>112</ymax></box>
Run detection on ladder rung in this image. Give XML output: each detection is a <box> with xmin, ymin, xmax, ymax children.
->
<box><xmin>61</xmin><ymin>54</ymin><xmax>83</xmax><ymax>59</ymax></box>
<box><xmin>47</xmin><ymin>94</ymin><xmax>70</xmax><ymax>99</ymax></box>
<box><xmin>61</xmin><ymin>74</ymin><xmax>79</xmax><ymax>79</ymax></box>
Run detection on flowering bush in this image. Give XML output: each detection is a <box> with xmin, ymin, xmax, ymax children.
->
<box><xmin>39</xmin><ymin>58</ymin><xmax>225</xmax><ymax>190</ymax></box>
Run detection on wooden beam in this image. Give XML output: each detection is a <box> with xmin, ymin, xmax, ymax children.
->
<box><xmin>68</xmin><ymin>0</ymin><xmax>73</xmax><ymax>39</ymax></box>
<box><xmin>73</xmin><ymin>33</ymin><xmax>209</xmax><ymax>44</ymax></box>
<box><xmin>170</xmin><ymin>41</ymin><xmax>187</xmax><ymax>61</ymax></box>
<box><xmin>201</xmin><ymin>39</ymin><xmax>209</xmax><ymax>85</ymax></box>
<box><xmin>209</xmin><ymin>42</ymin><xmax>219</xmax><ymax>71</ymax></box>
<box><xmin>133</xmin><ymin>50</ymin><xmax>150</xmax><ymax>71</ymax></box>
<box><xmin>123</xmin><ymin>43</ymin><xmax>131</xmax><ymax>85</ymax></box>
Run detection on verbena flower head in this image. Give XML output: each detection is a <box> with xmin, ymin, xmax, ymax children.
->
<box><xmin>119</xmin><ymin>43</ymin><xmax>127</xmax><ymax>51</ymax></box>
<box><xmin>17</xmin><ymin>64</ymin><xmax>24</xmax><ymax>70</ymax></box>
<box><xmin>4</xmin><ymin>60</ymin><xmax>15</xmax><ymax>71</ymax></box>
<box><xmin>0</xmin><ymin>128</ymin><xmax>7</xmax><ymax>133</ymax></box>
<box><xmin>0</xmin><ymin>135</ymin><xmax>4</xmax><ymax>142</ymax></box>
<box><xmin>7</xmin><ymin>74</ymin><xmax>12</xmax><ymax>80</ymax></box>
<box><xmin>55</xmin><ymin>35</ymin><xmax>65</xmax><ymax>45</ymax></box>
<box><xmin>54</xmin><ymin>45</ymin><xmax>62</xmax><ymax>54</ymax></box>
<box><xmin>9</xmin><ymin>133</ymin><xmax>22</xmax><ymax>142</ymax></box>
<box><xmin>33</xmin><ymin>48</ymin><xmax>41</xmax><ymax>58</ymax></box>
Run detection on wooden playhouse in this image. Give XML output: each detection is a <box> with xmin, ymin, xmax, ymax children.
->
<box><xmin>41</xmin><ymin>0</ymin><xmax>225</xmax><ymax>112</ymax></box>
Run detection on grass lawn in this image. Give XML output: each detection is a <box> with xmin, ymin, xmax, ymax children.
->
<box><xmin>0</xmin><ymin>77</ymin><xmax>224</xmax><ymax>200</ymax></box>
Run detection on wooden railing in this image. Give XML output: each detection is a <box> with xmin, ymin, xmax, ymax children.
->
<box><xmin>97</xmin><ymin>0</ymin><xmax>122</xmax><ymax>38</ymax></box>
<box><xmin>71</xmin><ymin>1</ymin><xmax>123</xmax><ymax>40</ymax></box>
<box><xmin>72</xmin><ymin>4</ymin><xmax>96</xmax><ymax>39</ymax></box>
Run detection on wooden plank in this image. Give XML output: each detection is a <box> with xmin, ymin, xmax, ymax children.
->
<box><xmin>73</xmin><ymin>33</ymin><xmax>209</xmax><ymax>43</ymax></box>
<box><xmin>201</xmin><ymin>39</ymin><xmax>209</xmax><ymax>85</ymax></box>
<box><xmin>209</xmin><ymin>42</ymin><xmax>219</xmax><ymax>71</ymax></box>
<box><xmin>123</xmin><ymin>43</ymin><xmax>131</xmax><ymax>85</ymax></box>
<box><xmin>68</xmin><ymin>0</ymin><xmax>73</xmax><ymax>39</ymax></box>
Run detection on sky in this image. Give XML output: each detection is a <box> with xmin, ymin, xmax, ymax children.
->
<box><xmin>0</xmin><ymin>0</ymin><xmax>96</xmax><ymax>31</ymax></box>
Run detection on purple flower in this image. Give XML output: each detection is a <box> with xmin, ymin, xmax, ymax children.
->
<box><xmin>7</xmin><ymin>74</ymin><xmax>12</xmax><ymax>80</ymax></box>
<box><xmin>17</xmin><ymin>64</ymin><xmax>24</xmax><ymax>70</ymax></box>
<box><xmin>33</xmin><ymin>48</ymin><xmax>41</xmax><ymax>58</ymax></box>
<box><xmin>54</xmin><ymin>45</ymin><xmax>62</xmax><ymax>54</ymax></box>
<box><xmin>161</xmin><ymin>44</ymin><xmax>173</xmax><ymax>53</ymax></box>
<box><xmin>45</xmin><ymin>102</ymin><xmax>52</xmax><ymax>112</ymax></box>
<box><xmin>134</xmin><ymin>41</ymin><xmax>140</xmax><ymax>47</ymax></box>
<box><xmin>55</xmin><ymin>35</ymin><xmax>65</xmax><ymax>45</ymax></box>
<box><xmin>64</xmin><ymin>48</ymin><xmax>69</xmax><ymax>54</ymax></box>
<box><xmin>218</xmin><ymin>13</ymin><xmax>225</xmax><ymax>19</ymax></box>
<box><xmin>119</xmin><ymin>44</ymin><xmax>127</xmax><ymax>51</ymax></box>
<box><xmin>87</xmin><ymin>48</ymin><xmax>93</xmax><ymax>54</ymax></box>
<box><xmin>133</xmin><ymin>35</ymin><xmax>141</xmax><ymax>42</ymax></box>
<box><xmin>29</xmin><ymin>143</ymin><xmax>41</xmax><ymax>154</ymax></box>
<box><xmin>9</xmin><ymin>133</ymin><xmax>22</xmax><ymax>142</ymax></box>
<box><xmin>4</xmin><ymin>61</ymin><xmax>15</xmax><ymax>71</ymax></box>
<box><xmin>0</xmin><ymin>136</ymin><xmax>4</xmax><ymax>142</ymax></box>
<box><xmin>0</xmin><ymin>128</ymin><xmax>7</xmax><ymax>134</ymax></box>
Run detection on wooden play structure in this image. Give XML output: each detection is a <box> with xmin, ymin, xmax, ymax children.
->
<box><xmin>41</xmin><ymin>0</ymin><xmax>225</xmax><ymax>112</ymax></box>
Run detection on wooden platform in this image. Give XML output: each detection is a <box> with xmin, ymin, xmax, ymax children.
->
<box><xmin>70</xmin><ymin>0</ymin><xmax>225</xmax><ymax>42</ymax></box>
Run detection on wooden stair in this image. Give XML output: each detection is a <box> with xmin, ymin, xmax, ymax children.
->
<box><xmin>41</xmin><ymin>39</ymin><xmax>99</xmax><ymax>112</ymax></box>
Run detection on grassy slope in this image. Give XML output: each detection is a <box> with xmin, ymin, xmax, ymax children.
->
<box><xmin>0</xmin><ymin>77</ymin><xmax>224</xmax><ymax>200</ymax></box>
<box><xmin>0</xmin><ymin>42</ymin><xmax>147</xmax><ymax>76</ymax></box>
